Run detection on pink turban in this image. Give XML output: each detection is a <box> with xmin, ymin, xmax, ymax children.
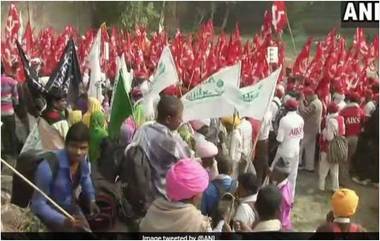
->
<box><xmin>195</xmin><ymin>140</ymin><xmax>218</xmax><ymax>158</ymax></box>
<box><xmin>190</xmin><ymin>119</ymin><xmax>210</xmax><ymax>131</ymax></box>
<box><xmin>166</xmin><ymin>158</ymin><xmax>209</xmax><ymax>202</ymax></box>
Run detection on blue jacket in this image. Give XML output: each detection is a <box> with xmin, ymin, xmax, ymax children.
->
<box><xmin>30</xmin><ymin>149</ymin><xmax>95</xmax><ymax>227</ymax></box>
<box><xmin>201</xmin><ymin>175</ymin><xmax>237</xmax><ymax>216</ymax></box>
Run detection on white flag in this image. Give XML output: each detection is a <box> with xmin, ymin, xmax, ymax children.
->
<box><xmin>142</xmin><ymin>46</ymin><xmax>179</xmax><ymax>120</ymax></box>
<box><xmin>20</xmin><ymin>118</ymin><xmax>64</xmax><ymax>154</ymax></box>
<box><xmin>181</xmin><ymin>63</ymin><xmax>242</xmax><ymax>122</ymax></box>
<box><xmin>87</xmin><ymin>27</ymin><xmax>104</xmax><ymax>103</ymax></box>
<box><xmin>150</xmin><ymin>46</ymin><xmax>179</xmax><ymax>95</ymax></box>
<box><xmin>237</xmin><ymin>66</ymin><xmax>281</xmax><ymax>119</ymax></box>
<box><xmin>120</xmin><ymin>54</ymin><xmax>133</xmax><ymax>94</ymax></box>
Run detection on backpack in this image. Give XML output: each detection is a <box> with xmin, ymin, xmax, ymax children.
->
<box><xmin>272</xmin><ymin>107</ymin><xmax>288</xmax><ymax>135</ymax></box>
<box><xmin>97</xmin><ymin>138</ymin><xmax>125</xmax><ymax>182</ymax></box>
<box><xmin>327</xmin><ymin>136</ymin><xmax>348</xmax><ymax>164</ymax></box>
<box><xmin>11</xmin><ymin>150</ymin><xmax>59</xmax><ymax>208</ymax></box>
<box><xmin>118</xmin><ymin>145</ymin><xmax>154</xmax><ymax>218</ymax></box>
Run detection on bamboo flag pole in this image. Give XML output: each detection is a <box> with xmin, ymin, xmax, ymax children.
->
<box><xmin>0</xmin><ymin>158</ymin><xmax>74</xmax><ymax>221</ymax></box>
<box><xmin>286</xmin><ymin>14</ymin><xmax>297</xmax><ymax>55</ymax></box>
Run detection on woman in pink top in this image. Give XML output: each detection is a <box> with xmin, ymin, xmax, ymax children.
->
<box><xmin>270</xmin><ymin>157</ymin><xmax>293</xmax><ymax>231</ymax></box>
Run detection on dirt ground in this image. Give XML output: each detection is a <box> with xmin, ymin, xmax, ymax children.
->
<box><xmin>292</xmin><ymin>170</ymin><xmax>379</xmax><ymax>232</ymax></box>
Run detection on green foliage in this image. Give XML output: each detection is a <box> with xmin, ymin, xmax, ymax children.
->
<box><xmin>119</xmin><ymin>2</ymin><xmax>160</xmax><ymax>31</ymax></box>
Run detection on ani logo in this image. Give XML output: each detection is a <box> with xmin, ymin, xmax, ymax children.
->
<box><xmin>341</xmin><ymin>1</ymin><xmax>379</xmax><ymax>28</ymax></box>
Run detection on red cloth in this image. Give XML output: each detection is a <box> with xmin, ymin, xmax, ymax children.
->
<box><xmin>285</xmin><ymin>99</ymin><xmax>298</xmax><ymax>110</ymax></box>
<box><xmin>303</xmin><ymin>87</ymin><xmax>314</xmax><ymax>96</ymax></box>
<box><xmin>327</xmin><ymin>102</ymin><xmax>339</xmax><ymax>114</ymax></box>
<box><xmin>340</xmin><ymin>105</ymin><xmax>365</xmax><ymax>137</ymax></box>
<box><xmin>272</xmin><ymin>1</ymin><xmax>288</xmax><ymax>33</ymax></box>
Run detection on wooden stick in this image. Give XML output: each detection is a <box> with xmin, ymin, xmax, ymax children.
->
<box><xmin>286</xmin><ymin>14</ymin><xmax>297</xmax><ymax>55</ymax></box>
<box><xmin>0</xmin><ymin>158</ymin><xmax>74</xmax><ymax>221</ymax></box>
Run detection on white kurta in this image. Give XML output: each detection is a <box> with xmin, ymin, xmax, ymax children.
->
<box><xmin>271</xmin><ymin>111</ymin><xmax>304</xmax><ymax>198</ymax></box>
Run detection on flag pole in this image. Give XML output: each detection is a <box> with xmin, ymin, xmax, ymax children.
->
<box><xmin>0</xmin><ymin>158</ymin><xmax>74</xmax><ymax>221</ymax></box>
<box><xmin>27</xmin><ymin>1</ymin><xmax>31</xmax><ymax>24</ymax></box>
<box><xmin>286</xmin><ymin>13</ymin><xmax>297</xmax><ymax>55</ymax></box>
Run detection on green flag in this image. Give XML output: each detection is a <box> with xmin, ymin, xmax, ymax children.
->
<box><xmin>108</xmin><ymin>71</ymin><xmax>133</xmax><ymax>140</ymax></box>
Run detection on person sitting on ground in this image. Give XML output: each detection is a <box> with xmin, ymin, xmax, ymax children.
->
<box><xmin>270</xmin><ymin>158</ymin><xmax>293</xmax><ymax>231</ymax></box>
<box><xmin>126</xmin><ymin>95</ymin><xmax>191</xmax><ymax>199</ymax></box>
<box><xmin>31</xmin><ymin>122</ymin><xmax>99</xmax><ymax>232</ymax></box>
<box><xmin>201</xmin><ymin>155</ymin><xmax>237</xmax><ymax>216</ymax></box>
<box><xmin>233</xmin><ymin>173</ymin><xmax>259</xmax><ymax>228</ymax></box>
<box><xmin>140</xmin><ymin>158</ymin><xmax>211</xmax><ymax>232</ymax></box>
<box><xmin>316</xmin><ymin>188</ymin><xmax>366</xmax><ymax>232</ymax></box>
<box><xmin>195</xmin><ymin>138</ymin><xmax>219</xmax><ymax>181</ymax></box>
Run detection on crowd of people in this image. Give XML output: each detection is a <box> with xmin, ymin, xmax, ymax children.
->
<box><xmin>1</xmin><ymin>58</ymin><xmax>378</xmax><ymax>235</ymax></box>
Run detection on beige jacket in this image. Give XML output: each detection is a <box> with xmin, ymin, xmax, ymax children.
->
<box><xmin>299</xmin><ymin>95</ymin><xmax>323</xmax><ymax>135</ymax></box>
<box><xmin>140</xmin><ymin>198</ymin><xmax>212</xmax><ymax>232</ymax></box>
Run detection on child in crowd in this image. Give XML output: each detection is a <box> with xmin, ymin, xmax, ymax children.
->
<box><xmin>316</xmin><ymin>188</ymin><xmax>366</xmax><ymax>232</ymax></box>
<box><xmin>270</xmin><ymin>158</ymin><xmax>293</xmax><ymax>231</ymax></box>
<box><xmin>201</xmin><ymin>155</ymin><xmax>238</xmax><ymax>217</ymax></box>
<box><xmin>234</xmin><ymin>173</ymin><xmax>259</xmax><ymax>228</ymax></box>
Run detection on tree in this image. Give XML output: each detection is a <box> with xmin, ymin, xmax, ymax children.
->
<box><xmin>119</xmin><ymin>2</ymin><xmax>160</xmax><ymax>31</ymax></box>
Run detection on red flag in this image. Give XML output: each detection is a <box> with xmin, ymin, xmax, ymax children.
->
<box><xmin>292</xmin><ymin>37</ymin><xmax>313</xmax><ymax>76</ymax></box>
<box><xmin>38</xmin><ymin>27</ymin><xmax>56</xmax><ymax>76</ymax></box>
<box><xmin>354</xmin><ymin>28</ymin><xmax>369</xmax><ymax>57</ymax></box>
<box><xmin>321</xmin><ymin>28</ymin><xmax>336</xmax><ymax>55</ymax></box>
<box><xmin>78</xmin><ymin>29</ymin><xmax>95</xmax><ymax>71</ymax></box>
<box><xmin>2</xmin><ymin>3</ymin><xmax>21</xmax><ymax>75</ymax></box>
<box><xmin>272</xmin><ymin>1</ymin><xmax>287</xmax><ymax>33</ymax></box>
<box><xmin>324</xmin><ymin>51</ymin><xmax>339</xmax><ymax>81</ymax></box>
<box><xmin>306</xmin><ymin>41</ymin><xmax>324</xmax><ymax>82</ymax></box>
<box><xmin>261</xmin><ymin>10</ymin><xmax>272</xmax><ymax>38</ymax></box>
<box><xmin>374</xmin><ymin>35</ymin><xmax>379</xmax><ymax>59</ymax></box>
<box><xmin>23</xmin><ymin>21</ymin><xmax>34</xmax><ymax>56</ymax></box>
<box><xmin>364</xmin><ymin>35</ymin><xmax>379</xmax><ymax>71</ymax></box>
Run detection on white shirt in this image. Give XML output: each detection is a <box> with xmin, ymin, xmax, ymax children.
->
<box><xmin>337</xmin><ymin>101</ymin><xmax>346</xmax><ymax>112</ymax></box>
<box><xmin>322</xmin><ymin>113</ymin><xmax>344</xmax><ymax>142</ymax></box>
<box><xmin>253</xmin><ymin>219</ymin><xmax>282</xmax><ymax>232</ymax></box>
<box><xmin>234</xmin><ymin>194</ymin><xmax>257</xmax><ymax>227</ymax></box>
<box><xmin>364</xmin><ymin>101</ymin><xmax>376</xmax><ymax>117</ymax></box>
<box><xmin>259</xmin><ymin>110</ymin><xmax>272</xmax><ymax>140</ymax></box>
<box><xmin>226</xmin><ymin>128</ymin><xmax>243</xmax><ymax>163</ymax></box>
<box><xmin>239</xmin><ymin>119</ymin><xmax>253</xmax><ymax>158</ymax></box>
<box><xmin>276</xmin><ymin>111</ymin><xmax>304</xmax><ymax>158</ymax></box>
<box><xmin>270</xmin><ymin>97</ymin><xmax>282</xmax><ymax>122</ymax></box>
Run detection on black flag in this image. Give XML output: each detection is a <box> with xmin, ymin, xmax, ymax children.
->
<box><xmin>16</xmin><ymin>40</ymin><xmax>48</xmax><ymax>95</ymax></box>
<box><xmin>46</xmin><ymin>38</ymin><xmax>82</xmax><ymax>106</ymax></box>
